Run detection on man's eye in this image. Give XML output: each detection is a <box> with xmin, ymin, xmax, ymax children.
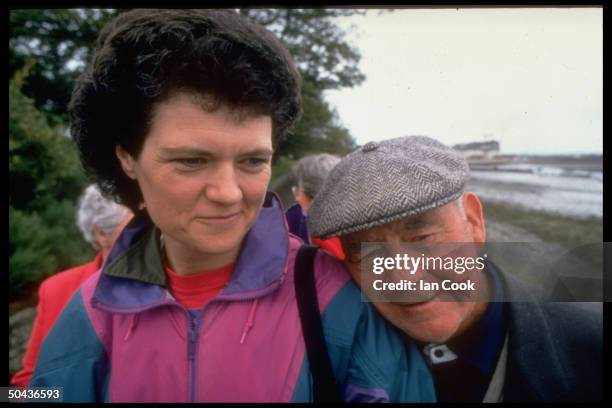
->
<box><xmin>343</xmin><ymin>243</ymin><xmax>360</xmax><ymax>263</ymax></box>
<box><xmin>411</xmin><ymin>234</ymin><xmax>433</xmax><ymax>243</ymax></box>
<box><xmin>363</xmin><ymin>246</ymin><xmax>387</xmax><ymax>259</ymax></box>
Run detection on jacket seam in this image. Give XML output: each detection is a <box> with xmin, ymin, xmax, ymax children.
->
<box><xmin>352</xmin><ymin>341</ymin><xmax>389</xmax><ymax>387</ymax></box>
<box><xmin>31</xmin><ymin>350</ymin><xmax>108</xmax><ymax>380</ymax></box>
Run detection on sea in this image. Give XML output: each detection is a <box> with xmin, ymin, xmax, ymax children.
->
<box><xmin>466</xmin><ymin>164</ymin><xmax>603</xmax><ymax>219</ymax></box>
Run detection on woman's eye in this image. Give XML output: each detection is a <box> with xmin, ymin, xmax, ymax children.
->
<box><xmin>242</xmin><ymin>157</ymin><xmax>268</xmax><ymax>169</ymax></box>
<box><xmin>175</xmin><ymin>158</ymin><xmax>206</xmax><ymax>169</ymax></box>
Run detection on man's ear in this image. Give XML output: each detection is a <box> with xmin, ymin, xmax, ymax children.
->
<box><xmin>115</xmin><ymin>144</ymin><xmax>137</xmax><ymax>180</ymax></box>
<box><xmin>463</xmin><ymin>192</ymin><xmax>486</xmax><ymax>243</ymax></box>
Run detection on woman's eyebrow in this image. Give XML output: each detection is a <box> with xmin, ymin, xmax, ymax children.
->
<box><xmin>159</xmin><ymin>147</ymin><xmax>214</xmax><ymax>157</ymax></box>
<box><xmin>238</xmin><ymin>148</ymin><xmax>274</xmax><ymax>157</ymax></box>
<box><xmin>159</xmin><ymin>147</ymin><xmax>274</xmax><ymax>157</ymax></box>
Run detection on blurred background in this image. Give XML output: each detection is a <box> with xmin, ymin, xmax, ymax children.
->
<box><xmin>9</xmin><ymin>8</ymin><xmax>602</xmax><ymax>380</ymax></box>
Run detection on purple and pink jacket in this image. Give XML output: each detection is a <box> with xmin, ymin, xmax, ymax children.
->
<box><xmin>30</xmin><ymin>193</ymin><xmax>435</xmax><ymax>402</ymax></box>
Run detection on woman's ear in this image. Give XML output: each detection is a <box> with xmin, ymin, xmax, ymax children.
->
<box><xmin>115</xmin><ymin>144</ymin><xmax>137</xmax><ymax>180</ymax></box>
<box><xmin>463</xmin><ymin>192</ymin><xmax>486</xmax><ymax>243</ymax></box>
<box><xmin>295</xmin><ymin>189</ymin><xmax>312</xmax><ymax>214</ymax></box>
<box><xmin>92</xmin><ymin>225</ymin><xmax>111</xmax><ymax>252</ymax></box>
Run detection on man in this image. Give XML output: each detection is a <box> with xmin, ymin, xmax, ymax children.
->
<box><xmin>308</xmin><ymin>135</ymin><xmax>602</xmax><ymax>402</ymax></box>
<box><xmin>11</xmin><ymin>184</ymin><xmax>132</xmax><ymax>387</ymax></box>
<box><xmin>285</xmin><ymin>153</ymin><xmax>345</xmax><ymax>260</ymax></box>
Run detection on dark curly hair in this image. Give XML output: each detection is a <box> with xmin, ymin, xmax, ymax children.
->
<box><xmin>69</xmin><ymin>9</ymin><xmax>302</xmax><ymax>211</ymax></box>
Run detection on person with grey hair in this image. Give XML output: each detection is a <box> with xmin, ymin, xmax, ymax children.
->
<box><xmin>11</xmin><ymin>184</ymin><xmax>132</xmax><ymax>388</ymax></box>
<box><xmin>285</xmin><ymin>153</ymin><xmax>345</xmax><ymax>260</ymax></box>
<box><xmin>77</xmin><ymin>184</ymin><xmax>132</xmax><ymax>260</ymax></box>
<box><xmin>292</xmin><ymin>153</ymin><xmax>340</xmax><ymax>213</ymax></box>
<box><xmin>307</xmin><ymin>135</ymin><xmax>602</xmax><ymax>402</ymax></box>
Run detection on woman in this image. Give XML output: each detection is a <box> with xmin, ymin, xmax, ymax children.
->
<box><xmin>30</xmin><ymin>9</ymin><xmax>435</xmax><ymax>402</ymax></box>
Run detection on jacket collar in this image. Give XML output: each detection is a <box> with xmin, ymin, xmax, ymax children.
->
<box><xmin>490</xmin><ymin>262</ymin><xmax>572</xmax><ymax>401</ymax></box>
<box><xmin>91</xmin><ymin>192</ymin><xmax>289</xmax><ymax>312</ymax></box>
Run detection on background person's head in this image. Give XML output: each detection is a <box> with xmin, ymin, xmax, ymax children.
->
<box><xmin>308</xmin><ymin>136</ymin><xmax>488</xmax><ymax>344</ymax></box>
<box><xmin>291</xmin><ymin>153</ymin><xmax>340</xmax><ymax>213</ymax></box>
<box><xmin>70</xmin><ymin>9</ymin><xmax>302</xmax><ymax>272</ymax></box>
<box><xmin>77</xmin><ymin>184</ymin><xmax>132</xmax><ymax>262</ymax></box>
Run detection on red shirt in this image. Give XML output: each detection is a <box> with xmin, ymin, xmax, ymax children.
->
<box><xmin>164</xmin><ymin>262</ymin><xmax>234</xmax><ymax>309</ymax></box>
<box><xmin>11</xmin><ymin>252</ymin><xmax>104</xmax><ymax>387</ymax></box>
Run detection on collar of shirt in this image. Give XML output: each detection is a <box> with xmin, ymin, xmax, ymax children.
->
<box><xmin>164</xmin><ymin>261</ymin><xmax>234</xmax><ymax>309</ymax></box>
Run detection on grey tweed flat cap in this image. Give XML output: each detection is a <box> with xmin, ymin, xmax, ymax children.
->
<box><xmin>308</xmin><ymin>135</ymin><xmax>470</xmax><ymax>238</ymax></box>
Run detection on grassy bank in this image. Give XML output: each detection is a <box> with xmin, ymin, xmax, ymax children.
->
<box><xmin>482</xmin><ymin>200</ymin><xmax>603</xmax><ymax>246</ymax></box>
<box><xmin>482</xmin><ymin>200</ymin><xmax>603</xmax><ymax>293</ymax></box>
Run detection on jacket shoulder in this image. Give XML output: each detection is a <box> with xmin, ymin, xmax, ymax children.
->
<box><xmin>30</xmin><ymin>279</ymin><xmax>110</xmax><ymax>402</ymax></box>
<box><xmin>502</xmin><ymin>269</ymin><xmax>602</xmax><ymax>402</ymax></box>
<box><xmin>311</xmin><ymin>249</ymin><xmax>435</xmax><ymax>402</ymax></box>
<box><xmin>287</xmin><ymin>235</ymin><xmax>352</xmax><ymax>307</ymax></box>
<box><xmin>41</xmin><ymin>258</ymin><xmax>101</xmax><ymax>296</ymax></box>
<box><xmin>538</xmin><ymin>302</ymin><xmax>602</xmax><ymax>354</ymax></box>
<box><xmin>502</xmin><ymin>268</ymin><xmax>602</xmax><ymax>352</ymax></box>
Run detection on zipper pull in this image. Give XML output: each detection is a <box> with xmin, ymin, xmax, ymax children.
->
<box><xmin>124</xmin><ymin>314</ymin><xmax>138</xmax><ymax>341</ymax></box>
<box><xmin>240</xmin><ymin>298</ymin><xmax>259</xmax><ymax>344</ymax></box>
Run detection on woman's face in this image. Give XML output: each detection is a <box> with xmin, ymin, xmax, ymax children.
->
<box><xmin>116</xmin><ymin>93</ymin><xmax>273</xmax><ymax>273</ymax></box>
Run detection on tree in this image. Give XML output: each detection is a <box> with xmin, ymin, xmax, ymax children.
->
<box><xmin>240</xmin><ymin>8</ymin><xmax>365</xmax><ymax>158</ymax></box>
<box><xmin>9</xmin><ymin>9</ymin><xmax>120</xmax><ymax>124</ymax></box>
<box><xmin>239</xmin><ymin>8</ymin><xmax>365</xmax><ymax>90</ymax></box>
<box><xmin>10</xmin><ymin>8</ymin><xmax>364</xmax><ymax>157</ymax></box>
<box><xmin>9</xmin><ymin>63</ymin><xmax>93</xmax><ymax>299</ymax></box>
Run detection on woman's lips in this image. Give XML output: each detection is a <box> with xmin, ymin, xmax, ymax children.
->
<box><xmin>196</xmin><ymin>212</ymin><xmax>241</xmax><ymax>225</ymax></box>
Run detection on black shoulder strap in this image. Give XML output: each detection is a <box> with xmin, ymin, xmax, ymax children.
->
<box><xmin>294</xmin><ymin>245</ymin><xmax>343</xmax><ymax>403</ymax></box>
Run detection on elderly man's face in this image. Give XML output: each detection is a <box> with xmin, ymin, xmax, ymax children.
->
<box><xmin>341</xmin><ymin>193</ymin><xmax>488</xmax><ymax>343</ymax></box>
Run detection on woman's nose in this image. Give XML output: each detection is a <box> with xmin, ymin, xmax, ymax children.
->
<box><xmin>204</xmin><ymin>163</ymin><xmax>243</xmax><ymax>205</ymax></box>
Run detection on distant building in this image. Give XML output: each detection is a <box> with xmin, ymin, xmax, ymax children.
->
<box><xmin>453</xmin><ymin>140</ymin><xmax>500</xmax><ymax>159</ymax></box>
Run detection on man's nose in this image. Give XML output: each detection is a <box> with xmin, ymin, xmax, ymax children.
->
<box><xmin>204</xmin><ymin>163</ymin><xmax>243</xmax><ymax>205</ymax></box>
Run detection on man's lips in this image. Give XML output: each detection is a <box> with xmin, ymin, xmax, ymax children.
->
<box><xmin>395</xmin><ymin>295</ymin><xmax>439</xmax><ymax>308</ymax></box>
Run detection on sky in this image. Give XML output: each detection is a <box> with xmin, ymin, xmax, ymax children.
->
<box><xmin>324</xmin><ymin>8</ymin><xmax>602</xmax><ymax>155</ymax></box>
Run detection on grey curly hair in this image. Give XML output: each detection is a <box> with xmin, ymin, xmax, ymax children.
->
<box><xmin>293</xmin><ymin>153</ymin><xmax>341</xmax><ymax>200</ymax></box>
<box><xmin>76</xmin><ymin>185</ymin><xmax>129</xmax><ymax>250</ymax></box>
